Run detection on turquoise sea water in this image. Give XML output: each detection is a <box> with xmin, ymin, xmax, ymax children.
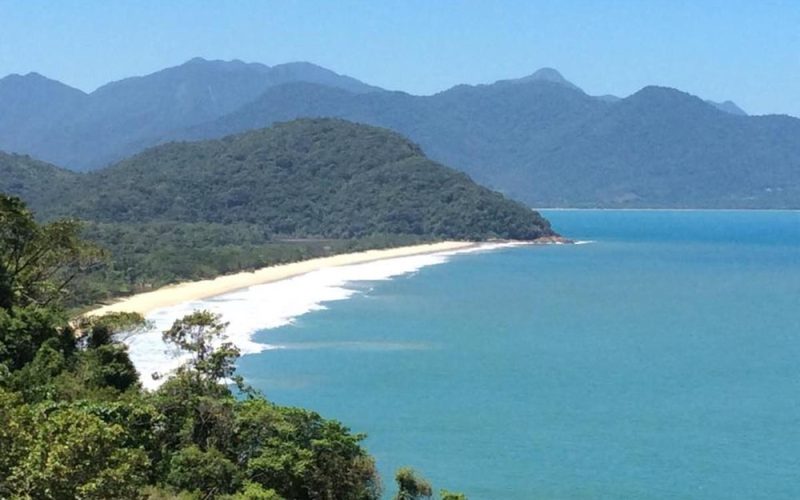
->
<box><xmin>237</xmin><ymin>211</ymin><xmax>800</xmax><ymax>499</ymax></box>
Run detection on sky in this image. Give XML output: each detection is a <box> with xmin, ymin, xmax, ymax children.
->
<box><xmin>0</xmin><ymin>0</ymin><xmax>798</xmax><ymax>116</ymax></box>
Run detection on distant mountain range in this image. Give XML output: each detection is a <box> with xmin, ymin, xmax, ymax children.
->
<box><xmin>1</xmin><ymin>58</ymin><xmax>798</xmax><ymax>208</ymax></box>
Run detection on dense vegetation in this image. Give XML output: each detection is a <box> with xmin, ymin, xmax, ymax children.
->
<box><xmin>0</xmin><ymin>151</ymin><xmax>78</xmax><ymax>213</ymax></box>
<box><xmin>1</xmin><ymin>119</ymin><xmax>553</xmax><ymax>306</ymax></box>
<box><xmin>2</xmin><ymin>59</ymin><xmax>799</xmax><ymax>208</ymax></box>
<box><xmin>70</xmin><ymin>119</ymin><xmax>552</xmax><ymax>240</ymax></box>
<box><xmin>0</xmin><ymin>194</ymin><xmax>466</xmax><ymax>499</ymax></box>
<box><xmin>74</xmin><ymin>222</ymin><xmax>432</xmax><ymax>307</ymax></box>
<box><xmin>183</xmin><ymin>80</ymin><xmax>800</xmax><ymax>208</ymax></box>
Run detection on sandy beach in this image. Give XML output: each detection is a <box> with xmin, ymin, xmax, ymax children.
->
<box><xmin>86</xmin><ymin>241</ymin><xmax>478</xmax><ymax>317</ymax></box>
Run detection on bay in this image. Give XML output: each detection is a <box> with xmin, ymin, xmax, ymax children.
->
<box><xmin>237</xmin><ymin>210</ymin><xmax>800</xmax><ymax>499</ymax></box>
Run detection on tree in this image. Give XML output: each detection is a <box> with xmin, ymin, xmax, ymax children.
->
<box><xmin>5</xmin><ymin>405</ymin><xmax>149</xmax><ymax>499</ymax></box>
<box><xmin>166</xmin><ymin>445</ymin><xmax>242</xmax><ymax>497</ymax></box>
<box><xmin>219</xmin><ymin>482</ymin><xmax>284</xmax><ymax>500</ymax></box>
<box><xmin>239</xmin><ymin>399</ymin><xmax>381</xmax><ymax>500</ymax></box>
<box><xmin>394</xmin><ymin>467</ymin><xmax>433</xmax><ymax>500</ymax></box>
<box><xmin>160</xmin><ymin>310</ymin><xmax>241</xmax><ymax>385</ymax></box>
<box><xmin>439</xmin><ymin>490</ymin><xmax>467</xmax><ymax>500</ymax></box>
<box><xmin>0</xmin><ymin>194</ymin><xmax>104</xmax><ymax>310</ymax></box>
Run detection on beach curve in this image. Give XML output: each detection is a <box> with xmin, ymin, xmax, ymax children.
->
<box><xmin>86</xmin><ymin>241</ymin><xmax>479</xmax><ymax>318</ymax></box>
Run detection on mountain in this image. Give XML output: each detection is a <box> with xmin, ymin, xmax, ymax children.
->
<box><xmin>519</xmin><ymin>86</ymin><xmax>800</xmax><ymax>207</ymax></box>
<box><xmin>706</xmin><ymin>99</ymin><xmax>748</xmax><ymax>116</ymax></box>
<box><xmin>0</xmin><ymin>151</ymin><xmax>78</xmax><ymax>212</ymax></box>
<box><xmin>0</xmin><ymin>73</ymin><xmax>89</xmax><ymax>163</ymax></box>
<box><xmin>181</xmin><ymin>80</ymin><xmax>800</xmax><ymax>208</ymax></box>
<box><xmin>22</xmin><ymin>119</ymin><xmax>553</xmax><ymax>240</ymax></box>
<box><xmin>2</xmin><ymin>119</ymin><xmax>555</xmax><ymax>303</ymax></box>
<box><xmin>495</xmin><ymin>67</ymin><xmax>582</xmax><ymax>92</ymax></box>
<box><xmin>0</xmin><ymin>58</ymin><xmax>382</xmax><ymax>170</ymax></box>
<box><xmin>2</xmin><ymin>61</ymin><xmax>798</xmax><ymax>208</ymax></box>
<box><xmin>263</xmin><ymin>61</ymin><xmax>383</xmax><ymax>94</ymax></box>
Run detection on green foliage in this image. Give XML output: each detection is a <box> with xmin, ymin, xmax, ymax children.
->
<box><xmin>78</xmin><ymin>343</ymin><xmax>140</xmax><ymax>392</ymax></box>
<box><xmin>69</xmin><ymin>119</ymin><xmax>551</xmax><ymax>240</ymax></box>
<box><xmin>186</xmin><ymin>80</ymin><xmax>800</xmax><ymax>209</ymax></box>
<box><xmin>4</xmin><ymin>403</ymin><xmax>150</xmax><ymax>499</ymax></box>
<box><xmin>240</xmin><ymin>400</ymin><xmax>380</xmax><ymax>500</ymax></box>
<box><xmin>153</xmin><ymin>312</ymin><xmax>380</xmax><ymax>499</ymax></box>
<box><xmin>392</xmin><ymin>469</ymin><xmax>468</xmax><ymax>500</ymax></box>
<box><xmin>160</xmin><ymin>310</ymin><xmax>240</xmax><ymax>384</ymax></box>
<box><xmin>74</xmin><ymin>223</ymin><xmax>431</xmax><ymax>308</ymax></box>
<box><xmin>166</xmin><ymin>445</ymin><xmax>242</xmax><ymax>497</ymax></box>
<box><xmin>0</xmin><ymin>170</ymin><xmax>452</xmax><ymax>500</ymax></box>
<box><xmin>0</xmin><ymin>193</ymin><xmax>104</xmax><ymax>309</ymax></box>
<box><xmin>219</xmin><ymin>482</ymin><xmax>284</xmax><ymax>500</ymax></box>
<box><xmin>0</xmin><ymin>304</ymin><xmax>69</xmax><ymax>373</ymax></box>
<box><xmin>394</xmin><ymin>467</ymin><xmax>433</xmax><ymax>500</ymax></box>
<box><xmin>0</xmin><ymin>151</ymin><xmax>78</xmax><ymax>215</ymax></box>
<box><xmin>3</xmin><ymin>120</ymin><xmax>555</xmax><ymax>307</ymax></box>
<box><xmin>439</xmin><ymin>490</ymin><xmax>467</xmax><ymax>500</ymax></box>
<box><xmin>1</xmin><ymin>307</ymin><xmax>383</xmax><ymax>499</ymax></box>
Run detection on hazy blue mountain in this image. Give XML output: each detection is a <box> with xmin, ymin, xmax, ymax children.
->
<box><xmin>264</xmin><ymin>61</ymin><xmax>383</xmax><ymax>94</ymax></box>
<box><xmin>706</xmin><ymin>99</ymin><xmax>748</xmax><ymax>116</ymax></box>
<box><xmin>495</xmin><ymin>67</ymin><xmax>583</xmax><ymax>91</ymax></box>
<box><xmin>0</xmin><ymin>73</ymin><xmax>88</xmax><ymax>162</ymax></box>
<box><xmin>595</xmin><ymin>94</ymin><xmax>622</xmax><ymax>103</ymax></box>
<box><xmin>514</xmin><ymin>86</ymin><xmax>800</xmax><ymax>207</ymax></box>
<box><xmin>0</xmin><ymin>58</ymin><xmax>382</xmax><ymax>169</ymax></box>
<box><xmin>183</xmin><ymin>78</ymin><xmax>800</xmax><ymax>208</ymax></box>
<box><xmin>2</xmin><ymin>61</ymin><xmax>797</xmax><ymax>207</ymax></box>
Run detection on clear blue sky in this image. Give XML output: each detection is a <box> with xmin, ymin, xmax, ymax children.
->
<box><xmin>1</xmin><ymin>0</ymin><xmax>798</xmax><ymax>116</ymax></box>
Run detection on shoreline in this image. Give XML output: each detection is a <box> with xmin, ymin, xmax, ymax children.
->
<box><xmin>535</xmin><ymin>207</ymin><xmax>800</xmax><ymax>212</ymax></box>
<box><xmin>86</xmin><ymin>241</ymin><xmax>480</xmax><ymax>318</ymax></box>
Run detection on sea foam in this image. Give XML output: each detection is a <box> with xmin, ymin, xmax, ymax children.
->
<box><xmin>125</xmin><ymin>243</ymin><xmax>512</xmax><ymax>389</ymax></box>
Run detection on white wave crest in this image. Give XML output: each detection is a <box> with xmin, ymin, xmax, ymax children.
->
<box><xmin>125</xmin><ymin>243</ymin><xmax>514</xmax><ymax>389</ymax></box>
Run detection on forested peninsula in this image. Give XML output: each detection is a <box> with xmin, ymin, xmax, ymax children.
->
<box><xmin>1</xmin><ymin>119</ymin><xmax>554</xmax><ymax>307</ymax></box>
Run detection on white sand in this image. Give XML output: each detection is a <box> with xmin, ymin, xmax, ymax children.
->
<box><xmin>86</xmin><ymin>241</ymin><xmax>478</xmax><ymax>318</ymax></box>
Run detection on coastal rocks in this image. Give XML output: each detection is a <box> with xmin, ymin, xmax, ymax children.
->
<box><xmin>530</xmin><ymin>235</ymin><xmax>574</xmax><ymax>244</ymax></box>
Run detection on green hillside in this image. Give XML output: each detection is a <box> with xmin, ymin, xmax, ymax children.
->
<box><xmin>184</xmin><ymin>80</ymin><xmax>800</xmax><ymax>208</ymax></box>
<box><xmin>2</xmin><ymin>119</ymin><xmax>553</xmax><ymax>305</ymax></box>
<box><xmin>70</xmin><ymin>118</ymin><xmax>551</xmax><ymax>240</ymax></box>
<box><xmin>0</xmin><ymin>151</ymin><xmax>78</xmax><ymax>211</ymax></box>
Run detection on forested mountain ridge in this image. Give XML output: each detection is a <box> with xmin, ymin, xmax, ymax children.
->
<box><xmin>0</xmin><ymin>151</ymin><xmax>79</xmax><ymax>211</ymax></box>
<box><xmin>1</xmin><ymin>119</ymin><xmax>554</xmax><ymax>304</ymax></box>
<box><xmin>2</xmin><ymin>59</ymin><xmax>798</xmax><ymax>208</ymax></box>
<box><xmin>52</xmin><ymin>119</ymin><xmax>553</xmax><ymax>240</ymax></box>
<box><xmin>184</xmin><ymin>82</ymin><xmax>800</xmax><ymax>208</ymax></box>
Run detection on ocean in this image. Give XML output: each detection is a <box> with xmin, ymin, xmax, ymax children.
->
<box><xmin>133</xmin><ymin>210</ymin><xmax>800</xmax><ymax>499</ymax></box>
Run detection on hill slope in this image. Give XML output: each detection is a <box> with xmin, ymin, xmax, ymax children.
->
<box><xmin>0</xmin><ymin>58</ymin><xmax>382</xmax><ymax>170</ymax></box>
<box><xmin>0</xmin><ymin>151</ymin><xmax>79</xmax><ymax>212</ymax></box>
<box><xmin>64</xmin><ymin>119</ymin><xmax>553</xmax><ymax>240</ymax></box>
<box><xmin>184</xmin><ymin>80</ymin><xmax>800</xmax><ymax>208</ymax></box>
<box><xmin>3</xmin><ymin>60</ymin><xmax>798</xmax><ymax>208</ymax></box>
<box><xmin>2</xmin><ymin>119</ymin><xmax>554</xmax><ymax>304</ymax></box>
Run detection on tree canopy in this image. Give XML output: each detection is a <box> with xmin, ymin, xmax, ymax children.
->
<box><xmin>0</xmin><ymin>196</ymin><xmax>391</xmax><ymax>499</ymax></box>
